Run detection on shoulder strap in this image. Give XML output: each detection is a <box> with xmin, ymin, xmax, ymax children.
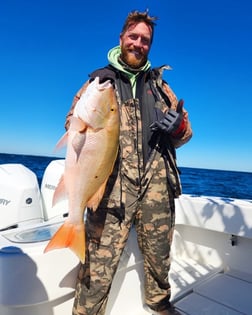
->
<box><xmin>150</xmin><ymin>65</ymin><xmax>172</xmax><ymax>108</ymax></box>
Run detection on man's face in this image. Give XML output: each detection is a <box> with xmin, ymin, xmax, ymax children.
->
<box><xmin>120</xmin><ymin>22</ymin><xmax>152</xmax><ymax>68</ymax></box>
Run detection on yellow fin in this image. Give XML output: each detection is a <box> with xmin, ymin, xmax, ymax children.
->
<box><xmin>44</xmin><ymin>221</ymin><xmax>86</xmax><ymax>263</ymax></box>
<box><xmin>52</xmin><ymin>175</ymin><xmax>66</xmax><ymax>207</ymax></box>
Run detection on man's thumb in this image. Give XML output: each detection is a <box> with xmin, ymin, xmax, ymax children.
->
<box><xmin>176</xmin><ymin>99</ymin><xmax>184</xmax><ymax>113</ymax></box>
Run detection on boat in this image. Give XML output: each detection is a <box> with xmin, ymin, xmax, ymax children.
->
<box><xmin>0</xmin><ymin>159</ymin><xmax>252</xmax><ymax>315</ymax></box>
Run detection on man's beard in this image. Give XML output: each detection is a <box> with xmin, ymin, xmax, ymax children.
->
<box><xmin>120</xmin><ymin>46</ymin><xmax>147</xmax><ymax>69</ymax></box>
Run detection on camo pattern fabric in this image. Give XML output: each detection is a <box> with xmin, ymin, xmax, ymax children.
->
<box><xmin>72</xmin><ymin>97</ymin><xmax>176</xmax><ymax>315</ymax></box>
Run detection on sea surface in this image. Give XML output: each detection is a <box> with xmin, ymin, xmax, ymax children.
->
<box><xmin>0</xmin><ymin>153</ymin><xmax>251</xmax><ymax>200</ymax></box>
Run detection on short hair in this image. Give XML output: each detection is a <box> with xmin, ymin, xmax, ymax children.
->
<box><xmin>120</xmin><ymin>10</ymin><xmax>158</xmax><ymax>44</ymax></box>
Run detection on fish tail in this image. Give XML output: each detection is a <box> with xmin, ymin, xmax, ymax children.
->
<box><xmin>44</xmin><ymin>221</ymin><xmax>86</xmax><ymax>263</ymax></box>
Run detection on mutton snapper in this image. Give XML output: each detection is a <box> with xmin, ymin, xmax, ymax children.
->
<box><xmin>44</xmin><ymin>77</ymin><xmax>119</xmax><ymax>263</ymax></box>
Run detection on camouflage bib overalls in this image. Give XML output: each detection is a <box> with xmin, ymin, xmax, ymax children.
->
<box><xmin>72</xmin><ymin>66</ymin><xmax>181</xmax><ymax>315</ymax></box>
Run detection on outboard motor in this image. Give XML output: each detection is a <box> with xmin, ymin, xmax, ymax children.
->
<box><xmin>40</xmin><ymin>159</ymin><xmax>68</xmax><ymax>221</ymax></box>
<box><xmin>0</xmin><ymin>164</ymin><xmax>44</xmax><ymax>231</ymax></box>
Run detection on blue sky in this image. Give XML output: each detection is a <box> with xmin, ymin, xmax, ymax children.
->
<box><xmin>1</xmin><ymin>0</ymin><xmax>252</xmax><ymax>172</ymax></box>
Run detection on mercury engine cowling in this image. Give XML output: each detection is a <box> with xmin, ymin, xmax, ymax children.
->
<box><xmin>0</xmin><ymin>163</ymin><xmax>44</xmax><ymax>231</ymax></box>
<box><xmin>40</xmin><ymin>159</ymin><xmax>68</xmax><ymax>221</ymax></box>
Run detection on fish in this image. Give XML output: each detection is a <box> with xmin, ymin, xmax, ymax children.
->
<box><xmin>44</xmin><ymin>77</ymin><xmax>119</xmax><ymax>263</ymax></box>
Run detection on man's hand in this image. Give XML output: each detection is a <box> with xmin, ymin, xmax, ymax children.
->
<box><xmin>150</xmin><ymin>99</ymin><xmax>185</xmax><ymax>135</ymax></box>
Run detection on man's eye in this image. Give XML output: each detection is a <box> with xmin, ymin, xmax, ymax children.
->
<box><xmin>142</xmin><ymin>38</ymin><xmax>150</xmax><ymax>45</ymax></box>
<box><xmin>129</xmin><ymin>34</ymin><xmax>138</xmax><ymax>40</ymax></box>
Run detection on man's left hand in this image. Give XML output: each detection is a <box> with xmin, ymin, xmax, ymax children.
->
<box><xmin>150</xmin><ymin>99</ymin><xmax>185</xmax><ymax>135</ymax></box>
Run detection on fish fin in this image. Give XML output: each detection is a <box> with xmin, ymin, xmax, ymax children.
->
<box><xmin>54</xmin><ymin>132</ymin><xmax>68</xmax><ymax>151</ymax></box>
<box><xmin>72</xmin><ymin>132</ymin><xmax>87</xmax><ymax>161</ymax></box>
<box><xmin>52</xmin><ymin>175</ymin><xmax>66</xmax><ymax>207</ymax></box>
<box><xmin>87</xmin><ymin>180</ymin><xmax>108</xmax><ymax>211</ymax></box>
<box><xmin>53</xmin><ymin>116</ymin><xmax>86</xmax><ymax>152</ymax></box>
<box><xmin>44</xmin><ymin>221</ymin><xmax>86</xmax><ymax>263</ymax></box>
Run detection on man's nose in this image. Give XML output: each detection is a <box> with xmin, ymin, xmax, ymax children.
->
<box><xmin>134</xmin><ymin>37</ymin><xmax>143</xmax><ymax>47</ymax></box>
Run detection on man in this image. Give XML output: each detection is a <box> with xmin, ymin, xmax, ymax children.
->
<box><xmin>66</xmin><ymin>10</ymin><xmax>192</xmax><ymax>315</ymax></box>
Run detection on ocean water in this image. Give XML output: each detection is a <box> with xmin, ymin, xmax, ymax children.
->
<box><xmin>0</xmin><ymin>153</ymin><xmax>251</xmax><ymax>200</ymax></box>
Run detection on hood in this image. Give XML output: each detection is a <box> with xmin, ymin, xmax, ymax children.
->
<box><xmin>107</xmin><ymin>46</ymin><xmax>151</xmax><ymax>97</ymax></box>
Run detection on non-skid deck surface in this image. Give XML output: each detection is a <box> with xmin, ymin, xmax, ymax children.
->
<box><xmin>170</xmin><ymin>257</ymin><xmax>222</xmax><ymax>300</ymax></box>
<box><xmin>174</xmin><ymin>270</ymin><xmax>252</xmax><ymax>315</ymax></box>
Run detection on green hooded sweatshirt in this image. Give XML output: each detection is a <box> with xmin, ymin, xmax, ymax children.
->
<box><xmin>107</xmin><ymin>46</ymin><xmax>151</xmax><ymax>98</ymax></box>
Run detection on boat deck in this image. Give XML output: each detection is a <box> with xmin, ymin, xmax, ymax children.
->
<box><xmin>171</xmin><ymin>260</ymin><xmax>252</xmax><ymax>315</ymax></box>
<box><xmin>106</xmin><ymin>253</ymin><xmax>252</xmax><ymax>315</ymax></box>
